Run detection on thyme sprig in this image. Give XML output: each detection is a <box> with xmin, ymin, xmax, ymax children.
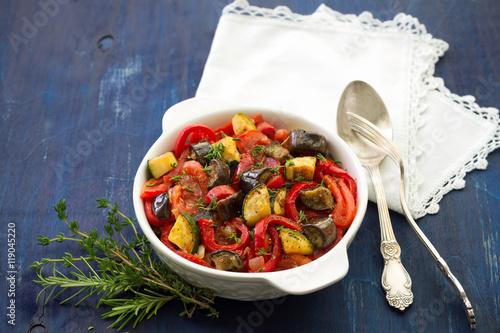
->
<box><xmin>30</xmin><ymin>198</ymin><xmax>218</xmax><ymax>331</ymax></box>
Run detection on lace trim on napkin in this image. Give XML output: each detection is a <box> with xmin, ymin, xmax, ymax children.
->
<box><xmin>413</xmin><ymin>78</ymin><xmax>500</xmax><ymax>218</ymax></box>
<box><xmin>222</xmin><ymin>0</ymin><xmax>499</xmax><ymax>218</ymax></box>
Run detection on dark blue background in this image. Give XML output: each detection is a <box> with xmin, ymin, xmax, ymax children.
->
<box><xmin>1</xmin><ymin>1</ymin><xmax>499</xmax><ymax>332</ymax></box>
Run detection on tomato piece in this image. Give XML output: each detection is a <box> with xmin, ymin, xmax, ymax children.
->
<box><xmin>206</xmin><ymin>185</ymin><xmax>236</xmax><ymax>203</ymax></box>
<box><xmin>173</xmin><ymin>124</ymin><xmax>216</xmax><ymax>157</ymax></box>
<box><xmin>235</xmin><ymin>129</ymin><xmax>272</xmax><ymax>154</ymax></box>
<box><xmin>231</xmin><ymin>153</ymin><xmax>255</xmax><ymax>191</ymax></box>
<box><xmin>275</xmin><ymin>253</ymin><xmax>312</xmax><ymax>271</ymax></box>
<box><xmin>257</xmin><ymin>121</ymin><xmax>276</xmax><ymax>140</ymax></box>
<box><xmin>140</xmin><ymin>178</ymin><xmax>169</xmax><ymax>199</ymax></box>
<box><xmin>214</xmin><ymin>121</ymin><xmax>234</xmax><ymax>140</ymax></box>
<box><xmin>170</xmin><ymin>161</ymin><xmax>208</xmax><ymax>218</ymax></box>
<box><xmin>250</xmin><ymin>114</ymin><xmax>264</xmax><ymax>126</ymax></box>
<box><xmin>266</xmin><ymin>175</ymin><xmax>285</xmax><ymax>189</ymax></box>
<box><xmin>324</xmin><ymin>175</ymin><xmax>356</xmax><ymax>230</ymax></box>
<box><xmin>274</xmin><ymin>129</ymin><xmax>289</xmax><ymax>144</ymax></box>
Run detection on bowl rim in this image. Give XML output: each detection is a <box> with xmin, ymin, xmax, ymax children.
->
<box><xmin>133</xmin><ymin>97</ymin><xmax>368</xmax><ymax>292</ymax></box>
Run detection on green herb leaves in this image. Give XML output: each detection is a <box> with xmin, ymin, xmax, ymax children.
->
<box><xmin>30</xmin><ymin>198</ymin><xmax>218</xmax><ymax>331</ymax></box>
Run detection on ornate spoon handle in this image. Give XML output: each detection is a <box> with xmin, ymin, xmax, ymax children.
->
<box><xmin>348</xmin><ymin>112</ymin><xmax>476</xmax><ymax>328</ymax></box>
<box><xmin>366</xmin><ymin>163</ymin><xmax>414</xmax><ymax>310</ymax></box>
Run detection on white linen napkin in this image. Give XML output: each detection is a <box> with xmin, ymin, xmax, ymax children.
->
<box><xmin>196</xmin><ymin>0</ymin><xmax>500</xmax><ymax>219</ymax></box>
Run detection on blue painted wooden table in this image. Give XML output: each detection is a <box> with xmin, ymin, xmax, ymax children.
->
<box><xmin>1</xmin><ymin>1</ymin><xmax>499</xmax><ymax>332</ymax></box>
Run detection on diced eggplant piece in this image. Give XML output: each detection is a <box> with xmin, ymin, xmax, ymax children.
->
<box><xmin>303</xmin><ymin>217</ymin><xmax>337</xmax><ymax>249</ymax></box>
<box><xmin>263</xmin><ymin>141</ymin><xmax>292</xmax><ymax>164</ymax></box>
<box><xmin>187</xmin><ymin>141</ymin><xmax>212</xmax><ymax>166</ymax></box>
<box><xmin>299</xmin><ymin>186</ymin><xmax>335</xmax><ymax>211</ymax></box>
<box><xmin>228</xmin><ymin>159</ymin><xmax>239</xmax><ymax>181</ymax></box>
<box><xmin>217</xmin><ymin>191</ymin><xmax>244</xmax><ymax>221</ymax></box>
<box><xmin>210</xmin><ymin>249</ymin><xmax>244</xmax><ymax>272</ymax></box>
<box><xmin>288</xmin><ymin>129</ymin><xmax>327</xmax><ymax>156</ymax></box>
<box><xmin>239</xmin><ymin>167</ymin><xmax>273</xmax><ymax>194</ymax></box>
<box><xmin>206</xmin><ymin>158</ymin><xmax>231</xmax><ymax>190</ymax></box>
<box><xmin>191</xmin><ymin>209</ymin><xmax>214</xmax><ymax>222</ymax></box>
<box><xmin>152</xmin><ymin>193</ymin><xmax>171</xmax><ymax>220</ymax></box>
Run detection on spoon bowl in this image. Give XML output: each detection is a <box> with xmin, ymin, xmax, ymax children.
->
<box><xmin>337</xmin><ymin>81</ymin><xmax>393</xmax><ymax>163</ymax></box>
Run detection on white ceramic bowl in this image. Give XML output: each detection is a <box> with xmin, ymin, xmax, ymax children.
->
<box><xmin>133</xmin><ymin>97</ymin><xmax>368</xmax><ymax>301</ymax></box>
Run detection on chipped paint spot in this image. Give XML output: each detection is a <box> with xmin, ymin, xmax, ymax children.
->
<box><xmin>98</xmin><ymin>55</ymin><xmax>143</xmax><ymax>120</ymax></box>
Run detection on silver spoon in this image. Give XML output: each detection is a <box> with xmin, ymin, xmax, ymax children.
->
<box><xmin>346</xmin><ymin>111</ymin><xmax>476</xmax><ymax>329</ymax></box>
<box><xmin>337</xmin><ymin>80</ymin><xmax>413</xmax><ymax>311</ymax></box>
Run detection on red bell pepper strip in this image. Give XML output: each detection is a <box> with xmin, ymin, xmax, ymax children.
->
<box><xmin>257</xmin><ymin>121</ymin><xmax>276</xmax><ymax>140</ymax></box>
<box><xmin>198</xmin><ymin>218</ymin><xmax>250</xmax><ymax>252</ymax></box>
<box><xmin>173</xmin><ymin>124</ymin><xmax>216</xmax><ymax>157</ymax></box>
<box><xmin>144</xmin><ymin>197</ymin><xmax>171</xmax><ymax>227</ymax></box>
<box><xmin>284</xmin><ymin>182</ymin><xmax>318</xmax><ymax>221</ymax></box>
<box><xmin>314</xmin><ymin>159</ymin><xmax>357</xmax><ymax>200</ymax></box>
<box><xmin>214</xmin><ymin>121</ymin><xmax>234</xmax><ymax>140</ymax></box>
<box><xmin>206</xmin><ymin>185</ymin><xmax>236</xmax><ymax>204</ymax></box>
<box><xmin>254</xmin><ymin>214</ymin><xmax>302</xmax><ymax>252</ymax></box>
<box><xmin>160</xmin><ymin>224</ymin><xmax>213</xmax><ymax>268</ymax></box>
<box><xmin>250</xmin><ymin>227</ymin><xmax>282</xmax><ymax>273</ymax></box>
<box><xmin>324</xmin><ymin>175</ymin><xmax>356</xmax><ymax>230</ymax></box>
<box><xmin>231</xmin><ymin>153</ymin><xmax>255</xmax><ymax>191</ymax></box>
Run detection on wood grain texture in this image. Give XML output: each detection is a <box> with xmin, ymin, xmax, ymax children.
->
<box><xmin>0</xmin><ymin>0</ymin><xmax>498</xmax><ymax>332</ymax></box>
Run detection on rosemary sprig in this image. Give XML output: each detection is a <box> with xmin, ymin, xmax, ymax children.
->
<box><xmin>30</xmin><ymin>198</ymin><xmax>218</xmax><ymax>330</ymax></box>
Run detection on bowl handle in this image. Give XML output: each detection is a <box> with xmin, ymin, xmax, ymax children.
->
<box><xmin>266</xmin><ymin>246</ymin><xmax>350</xmax><ymax>295</ymax></box>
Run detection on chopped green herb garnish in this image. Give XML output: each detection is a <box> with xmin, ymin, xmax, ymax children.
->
<box><xmin>252</xmin><ymin>145</ymin><xmax>265</xmax><ymax>156</ymax></box>
<box><xmin>315</xmin><ymin>179</ymin><xmax>326</xmax><ymax>189</ymax></box>
<box><xmin>295</xmin><ymin>175</ymin><xmax>305</xmax><ymax>182</ymax></box>
<box><xmin>201</xmin><ymin>167</ymin><xmax>212</xmax><ymax>173</ymax></box>
<box><xmin>171</xmin><ymin>175</ymin><xmax>181</xmax><ymax>182</ymax></box>
<box><xmin>203</xmin><ymin>197</ymin><xmax>218</xmax><ymax>211</ymax></box>
<box><xmin>298</xmin><ymin>210</ymin><xmax>308</xmax><ymax>224</ymax></box>
<box><xmin>170</xmin><ymin>162</ymin><xmax>177</xmax><ymax>168</ymax></box>
<box><xmin>146</xmin><ymin>184</ymin><xmax>155</xmax><ymax>187</ymax></box>
<box><xmin>286</xmin><ymin>160</ymin><xmax>295</xmax><ymax>167</ymax></box>
<box><xmin>232</xmin><ymin>138</ymin><xmax>242</xmax><ymax>141</ymax></box>
<box><xmin>226</xmin><ymin>234</ymin><xmax>241</xmax><ymax>244</ymax></box>
<box><xmin>205</xmin><ymin>142</ymin><xmax>226</xmax><ymax>160</ymax></box>
<box><xmin>183</xmin><ymin>186</ymin><xmax>194</xmax><ymax>193</ymax></box>
<box><xmin>317</xmin><ymin>153</ymin><xmax>327</xmax><ymax>162</ymax></box>
<box><xmin>256</xmin><ymin>248</ymin><xmax>271</xmax><ymax>256</ymax></box>
<box><xmin>195</xmin><ymin>199</ymin><xmax>206</xmax><ymax>208</ymax></box>
<box><xmin>249</xmin><ymin>230</ymin><xmax>255</xmax><ymax>241</ymax></box>
<box><xmin>254</xmin><ymin>162</ymin><xmax>263</xmax><ymax>167</ymax></box>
